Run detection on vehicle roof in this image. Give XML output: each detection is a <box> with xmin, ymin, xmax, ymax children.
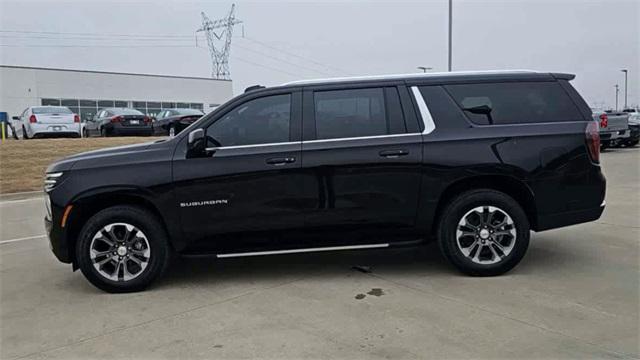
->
<box><xmin>278</xmin><ymin>70</ymin><xmax>574</xmax><ymax>87</ymax></box>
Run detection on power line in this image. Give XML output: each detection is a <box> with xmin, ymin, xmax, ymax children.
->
<box><xmin>231</xmin><ymin>56</ymin><xmax>303</xmax><ymax>78</ymax></box>
<box><xmin>239</xmin><ymin>36</ymin><xmax>351</xmax><ymax>75</ymax></box>
<box><xmin>0</xmin><ymin>29</ymin><xmax>194</xmax><ymax>39</ymax></box>
<box><xmin>233</xmin><ymin>42</ymin><xmax>332</xmax><ymax>76</ymax></box>
<box><xmin>0</xmin><ymin>34</ymin><xmax>195</xmax><ymax>42</ymax></box>
<box><xmin>0</xmin><ymin>44</ymin><xmax>195</xmax><ymax>48</ymax></box>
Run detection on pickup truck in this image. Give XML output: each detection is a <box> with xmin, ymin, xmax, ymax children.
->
<box><xmin>592</xmin><ymin>110</ymin><xmax>629</xmax><ymax>149</ymax></box>
<box><xmin>622</xmin><ymin>108</ymin><xmax>640</xmax><ymax>147</ymax></box>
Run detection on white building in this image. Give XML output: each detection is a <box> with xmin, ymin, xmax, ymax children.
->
<box><xmin>0</xmin><ymin>65</ymin><xmax>233</xmax><ymax>121</ymax></box>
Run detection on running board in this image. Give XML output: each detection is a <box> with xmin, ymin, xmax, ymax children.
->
<box><xmin>216</xmin><ymin>243</ymin><xmax>390</xmax><ymax>258</ymax></box>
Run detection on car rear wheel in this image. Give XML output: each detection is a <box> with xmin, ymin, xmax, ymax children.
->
<box><xmin>100</xmin><ymin>127</ymin><xmax>108</xmax><ymax>137</ymax></box>
<box><xmin>82</xmin><ymin>128</ymin><xmax>89</xmax><ymax>138</ymax></box>
<box><xmin>437</xmin><ymin>189</ymin><xmax>530</xmax><ymax>276</ymax></box>
<box><xmin>76</xmin><ymin>206</ymin><xmax>170</xmax><ymax>293</ymax></box>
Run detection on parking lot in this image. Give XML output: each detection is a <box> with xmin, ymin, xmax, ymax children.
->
<box><xmin>0</xmin><ymin>148</ymin><xmax>638</xmax><ymax>359</ymax></box>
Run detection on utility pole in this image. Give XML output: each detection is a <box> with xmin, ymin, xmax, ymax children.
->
<box><xmin>417</xmin><ymin>66</ymin><xmax>433</xmax><ymax>73</ymax></box>
<box><xmin>621</xmin><ymin>69</ymin><xmax>628</xmax><ymax>109</ymax></box>
<box><xmin>448</xmin><ymin>0</ymin><xmax>453</xmax><ymax>71</ymax></box>
<box><xmin>615</xmin><ymin>84</ymin><xmax>619</xmax><ymax>111</ymax></box>
<box><xmin>197</xmin><ymin>4</ymin><xmax>242</xmax><ymax>80</ymax></box>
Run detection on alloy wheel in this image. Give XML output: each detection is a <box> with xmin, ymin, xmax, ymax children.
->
<box><xmin>456</xmin><ymin>206</ymin><xmax>516</xmax><ymax>265</ymax></box>
<box><xmin>89</xmin><ymin>223</ymin><xmax>151</xmax><ymax>282</ymax></box>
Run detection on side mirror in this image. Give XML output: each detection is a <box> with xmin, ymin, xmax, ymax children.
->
<box><xmin>187</xmin><ymin>129</ymin><xmax>206</xmax><ymax>158</ymax></box>
<box><xmin>12</xmin><ymin>116</ymin><xmax>19</xmax><ymax>120</ymax></box>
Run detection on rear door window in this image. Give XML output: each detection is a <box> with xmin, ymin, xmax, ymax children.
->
<box><xmin>313</xmin><ymin>87</ymin><xmax>406</xmax><ymax>140</ymax></box>
<box><xmin>445</xmin><ymin>82</ymin><xmax>583</xmax><ymax>125</ymax></box>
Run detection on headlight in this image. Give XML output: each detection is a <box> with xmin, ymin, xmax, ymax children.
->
<box><xmin>44</xmin><ymin>172</ymin><xmax>63</xmax><ymax>192</ymax></box>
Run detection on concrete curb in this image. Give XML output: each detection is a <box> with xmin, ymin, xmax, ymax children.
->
<box><xmin>0</xmin><ymin>190</ymin><xmax>43</xmax><ymax>202</ymax></box>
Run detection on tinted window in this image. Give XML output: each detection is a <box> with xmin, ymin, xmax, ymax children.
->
<box><xmin>314</xmin><ymin>88</ymin><xmax>403</xmax><ymax>140</ymax></box>
<box><xmin>446</xmin><ymin>82</ymin><xmax>583</xmax><ymax>125</ymax></box>
<box><xmin>32</xmin><ymin>107</ymin><xmax>72</xmax><ymax>114</ymax></box>
<box><xmin>207</xmin><ymin>94</ymin><xmax>291</xmax><ymax>147</ymax></box>
<box><xmin>41</xmin><ymin>99</ymin><xmax>60</xmax><ymax>106</ymax></box>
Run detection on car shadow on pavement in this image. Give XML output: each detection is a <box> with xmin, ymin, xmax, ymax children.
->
<box><xmin>155</xmin><ymin>243</ymin><xmax>453</xmax><ymax>290</ymax></box>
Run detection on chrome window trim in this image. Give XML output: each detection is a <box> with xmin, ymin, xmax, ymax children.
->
<box><xmin>216</xmin><ymin>243</ymin><xmax>389</xmax><ymax>258</ymax></box>
<box><xmin>304</xmin><ymin>133</ymin><xmax>421</xmax><ymax>144</ymax></box>
<box><xmin>411</xmin><ymin>86</ymin><xmax>436</xmax><ymax>135</ymax></box>
<box><xmin>205</xmin><ymin>133</ymin><xmax>425</xmax><ymax>151</ymax></box>
<box><xmin>206</xmin><ymin>141</ymin><xmax>300</xmax><ymax>151</ymax></box>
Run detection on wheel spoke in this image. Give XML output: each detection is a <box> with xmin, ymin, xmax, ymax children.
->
<box><xmin>493</xmin><ymin>230</ymin><xmax>513</xmax><ymax>237</ymax></box>
<box><xmin>473</xmin><ymin>244</ymin><xmax>484</xmax><ymax>261</ymax></box>
<box><xmin>95</xmin><ymin>255</ymin><xmax>115</xmax><ymax>266</ymax></box>
<box><xmin>458</xmin><ymin>230</ymin><xmax>476</xmax><ymax>238</ymax></box>
<box><xmin>91</xmin><ymin>250</ymin><xmax>112</xmax><ymax>259</ymax></box>
<box><xmin>96</xmin><ymin>236</ymin><xmax>114</xmax><ymax>247</ymax></box>
<box><xmin>489</xmin><ymin>243</ymin><xmax>502</xmax><ymax>261</ymax></box>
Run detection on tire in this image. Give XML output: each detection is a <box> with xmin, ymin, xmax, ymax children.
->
<box><xmin>82</xmin><ymin>128</ymin><xmax>89</xmax><ymax>138</ymax></box>
<box><xmin>76</xmin><ymin>205</ymin><xmax>170</xmax><ymax>293</ymax></box>
<box><xmin>10</xmin><ymin>124</ymin><xmax>18</xmax><ymax>140</ymax></box>
<box><xmin>437</xmin><ymin>189</ymin><xmax>530</xmax><ymax>276</ymax></box>
<box><xmin>21</xmin><ymin>125</ymin><xmax>29</xmax><ymax>140</ymax></box>
<box><xmin>100</xmin><ymin>127</ymin><xmax>108</xmax><ymax>137</ymax></box>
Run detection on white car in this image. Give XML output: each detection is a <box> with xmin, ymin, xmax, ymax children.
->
<box><xmin>11</xmin><ymin>106</ymin><xmax>81</xmax><ymax>139</ymax></box>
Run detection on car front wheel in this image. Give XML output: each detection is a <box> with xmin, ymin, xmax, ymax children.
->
<box><xmin>76</xmin><ymin>206</ymin><xmax>170</xmax><ymax>293</ymax></box>
<box><xmin>438</xmin><ymin>189</ymin><xmax>530</xmax><ymax>276</ymax></box>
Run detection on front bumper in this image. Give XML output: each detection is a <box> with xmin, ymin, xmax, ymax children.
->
<box><xmin>45</xmin><ymin>213</ymin><xmax>71</xmax><ymax>263</ymax></box>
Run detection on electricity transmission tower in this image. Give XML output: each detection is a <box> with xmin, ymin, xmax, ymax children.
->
<box><xmin>197</xmin><ymin>4</ymin><xmax>242</xmax><ymax>80</ymax></box>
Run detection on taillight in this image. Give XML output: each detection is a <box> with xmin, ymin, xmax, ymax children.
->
<box><xmin>143</xmin><ymin>116</ymin><xmax>151</xmax><ymax>123</ymax></box>
<box><xmin>599</xmin><ymin>113</ymin><xmax>608</xmax><ymax>128</ymax></box>
<box><xmin>111</xmin><ymin>116</ymin><xmax>123</xmax><ymax>123</ymax></box>
<box><xmin>74</xmin><ymin>114</ymin><xmax>80</xmax><ymax>123</ymax></box>
<box><xmin>29</xmin><ymin>115</ymin><xmax>37</xmax><ymax>123</ymax></box>
<box><xmin>586</xmin><ymin>121</ymin><xmax>600</xmax><ymax>164</ymax></box>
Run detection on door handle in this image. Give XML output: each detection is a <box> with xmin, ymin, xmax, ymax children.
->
<box><xmin>379</xmin><ymin>149</ymin><xmax>409</xmax><ymax>158</ymax></box>
<box><xmin>266</xmin><ymin>157</ymin><xmax>296</xmax><ymax>166</ymax></box>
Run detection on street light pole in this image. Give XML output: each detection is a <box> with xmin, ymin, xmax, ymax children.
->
<box><xmin>448</xmin><ymin>0</ymin><xmax>453</xmax><ymax>71</ymax></box>
<box><xmin>417</xmin><ymin>66</ymin><xmax>433</xmax><ymax>73</ymax></box>
<box><xmin>621</xmin><ymin>69</ymin><xmax>628</xmax><ymax>109</ymax></box>
<box><xmin>615</xmin><ymin>84</ymin><xmax>619</xmax><ymax>111</ymax></box>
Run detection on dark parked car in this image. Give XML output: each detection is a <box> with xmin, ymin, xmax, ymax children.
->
<box><xmin>44</xmin><ymin>70</ymin><xmax>606</xmax><ymax>293</ymax></box>
<box><xmin>152</xmin><ymin>108</ymin><xmax>204</xmax><ymax>137</ymax></box>
<box><xmin>84</xmin><ymin>108</ymin><xmax>153</xmax><ymax>137</ymax></box>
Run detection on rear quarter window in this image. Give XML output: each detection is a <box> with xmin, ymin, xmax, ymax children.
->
<box><xmin>445</xmin><ymin>82</ymin><xmax>583</xmax><ymax>125</ymax></box>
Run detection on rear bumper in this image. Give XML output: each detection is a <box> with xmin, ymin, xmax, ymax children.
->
<box><xmin>536</xmin><ymin>202</ymin><xmax>605</xmax><ymax>231</ymax></box>
<box><xmin>28</xmin><ymin>123</ymin><xmax>81</xmax><ymax>137</ymax></box>
<box><xmin>108</xmin><ymin>124</ymin><xmax>153</xmax><ymax>136</ymax></box>
<box><xmin>600</xmin><ymin>129</ymin><xmax>630</xmax><ymax>141</ymax></box>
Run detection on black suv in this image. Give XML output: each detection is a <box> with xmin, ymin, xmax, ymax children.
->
<box><xmin>44</xmin><ymin>71</ymin><xmax>606</xmax><ymax>292</ymax></box>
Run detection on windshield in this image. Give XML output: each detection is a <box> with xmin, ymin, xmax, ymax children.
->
<box><xmin>32</xmin><ymin>107</ymin><xmax>72</xmax><ymax>114</ymax></box>
<box><xmin>112</xmin><ymin>108</ymin><xmax>144</xmax><ymax>115</ymax></box>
